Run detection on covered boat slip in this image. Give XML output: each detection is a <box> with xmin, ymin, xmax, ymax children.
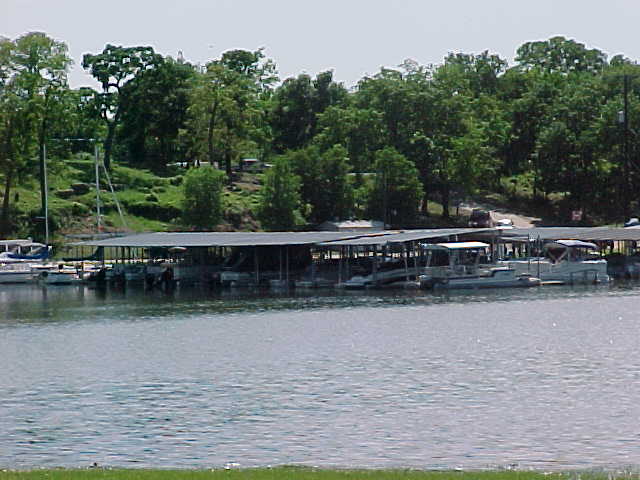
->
<box><xmin>315</xmin><ymin>229</ymin><xmax>497</xmax><ymax>288</ymax></box>
<box><xmin>72</xmin><ymin>228</ymin><xmax>496</xmax><ymax>287</ymax></box>
<box><xmin>71</xmin><ymin>226</ymin><xmax>640</xmax><ymax>287</ymax></box>
<box><xmin>499</xmin><ymin>227</ymin><xmax>640</xmax><ymax>279</ymax></box>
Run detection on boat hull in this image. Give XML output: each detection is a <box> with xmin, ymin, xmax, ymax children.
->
<box><xmin>420</xmin><ymin>268</ymin><xmax>541</xmax><ymax>290</ymax></box>
<box><xmin>503</xmin><ymin>259</ymin><xmax>609</xmax><ymax>284</ymax></box>
<box><xmin>0</xmin><ymin>270</ymin><xmax>34</xmax><ymax>284</ymax></box>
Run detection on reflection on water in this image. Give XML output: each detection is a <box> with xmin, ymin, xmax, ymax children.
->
<box><xmin>2</xmin><ymin>282</ymin><xmax>640</xmax><ymax>470</ymax></box>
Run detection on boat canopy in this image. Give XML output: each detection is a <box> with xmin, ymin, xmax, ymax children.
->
<box><xmin>422</xmin><ymin>241</ymin><xmax>490</xmax><ymax>250</ymax></box>
<box><xmin>545</xmin><ymin>239</ymin><xmax>598</xmax><ymax>249</ymax></box>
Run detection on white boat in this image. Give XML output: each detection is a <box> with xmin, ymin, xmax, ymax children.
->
<box><xmin>0</xmin><ymin>239</ymin><xmax>51</xmax><ymax>283</ymax></box>
<box><xmin>339</xmin><ymin>257</ymin><xmax>421</xmax><ymax>289</ymax></box>
<box><xmin>0</xmin><ymin>264</ymin><xmax>35</xmax><ymax>284</ymax></box>
<box><xmin>419</xmin><ymin>241</ymin><xmax>541</xmax><ymax>290</ymax></box>
<box><xmin>0</xmin><ymin>239</ymin><xmax>50</xmax><ymax>263</ymax></box>
<box><xmin>34</xmin><ymin>265</ymin><xmax>82</xmax><ymax>285</ymax></box>
<box><xmin>501</xmin><ymin>239</ymin><xmax>609</xmax><ymax>284</ymax></box>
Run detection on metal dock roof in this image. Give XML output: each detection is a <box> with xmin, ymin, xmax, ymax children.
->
<box><xmin>73</xmin><ymin>226</ymin><xmax>640</xmax><ymax>249</ymax></box>
<box><xmin>74</xmin><ymin>228</ymin><xmax>498</xmax><ymax>248</ymax></box>
<box><xmin>74</xmin><ymin>231</ymin><xmax>364</xmax><ymax>248</ymax></box>
<box><xmin>317</xmin><ymin>228</ymin><xmax>497</xmax><ymax>246</ymax></box>
<box><xmin>504</xmin><ymin>227</ymin><xmax>640</xmax><ymax>242</ymax></box>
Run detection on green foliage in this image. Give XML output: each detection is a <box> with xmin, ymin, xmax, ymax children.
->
<box><xmin>257</xmin><ymin>157</ymin><xmax>302</xmax><ymax>230</ymax></box>
<box><xmin>82</xmin><ymin>44</ymin><xmax>163</xmax><ymax>169</ymax></box>
<box><xmin>270</xmin><ymin>71</ymin><xmax>348</xmax><ymax>153</ymax></box>
<box><xmin>181</xmin><ymin>166</ymin><xmax>225</xmax><ymax>229</ymax></box>
<box><xmin>118</xmin><ymin>58</ymin><xmax>195</xmax><ymax>170</ymax></box>
<box><xmin>287</xmin><ymin>145</ymin><xmax>354</xmax><ymax>224</ymax></box>
<box><xmin>367</xmin><ymin>147</ymin><xmax>423</xmax><ymax>226</ymax></box>
<box><xmin>0</xmin><ymin>32</ymin><xmax>72</xmax><ymax>238</ymax></box>
<box><xmin>515</xmin><ymin>36</ymin><xmax>607</xmax><ymax>74</ymax></box>
<box><xmin>7</xmin><ymin>32</ymin><xmax>640</xmax><ymax>234</ymax></box>
<box><xmin>186</xmin><ymin>49</ymin><xmax>276</xmax><ymax>176</ymax></box>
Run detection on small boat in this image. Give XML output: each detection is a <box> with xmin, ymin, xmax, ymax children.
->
<box><xmin>501</xmin><ymin>239</ymin><xmax>609</xmax><ymax>284</ymax></box>
<box><xmin>35</xmin><ymin>265</ymin><xmax>82</xmax><ymax>285</ymax></box>
<box><xmin>339</xmin><ymin>257</ymin><xmax>422</xmax><ymax>289</ymax></box>
<box><xmin>0</xmin><ymin>264</ymin><xmax>35</xmax><ymax>284</ymax></box>
<box><xmin>0</xmin><ymin>239</ymin><xmax>50</xmax><ymax>263</ymax></box>
<box><xmin>419</xmin><ymin>241</ymin><xmax>541</xmax><ymax>290</ymax></box>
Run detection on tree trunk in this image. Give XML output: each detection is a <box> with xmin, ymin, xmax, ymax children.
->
<box><xmin>0</xmin><ymin>118</ymin><xmax>14</xmax><ymax>237</ymax></box>
<box><xmin>441</xmin><ymin>183</ymin><xmax>450</xmax><ymax>219</ymax></box>
<box><xmin>421</xmin><ymin>190</ymin><xmax>429</xmax><ymax>215</ymax></box>
<box><xmin>207</xmin><ymin>100</ymin><xmax>218</xmax><ymax>166</ymax></box>
<box><xmin>103</xmin><ymin>121</ymin><xmax>116</xmax><ymax>170</ymax></box>
<box><xmin>225</xmin><ymin>148</ymin><xmax>232</xmax><ymax>182</ymax></box>
<box><xmin>0</xmin><ymin>169</ymin><xmax>14</xmax><ymax>237</ymax></box>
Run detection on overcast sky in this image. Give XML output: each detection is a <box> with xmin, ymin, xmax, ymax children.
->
<box><xmin>3</xmin><ymin>0</ymin><xmax>640</xmax><ymax>89</ymax></box>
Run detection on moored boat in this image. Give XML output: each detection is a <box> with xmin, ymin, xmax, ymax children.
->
<box><xmin>419</xmin><ymin>242</ymin><xmax>541</xmax><ymax>290</ymax></box>
<box><xmin>34</xmin><ymin>265</ymin><xmax>83</xmax><ymax>285</ymax></box>
<box><xmin>501</xmin><ymin>239</ymin><xmax>609</xmax><ymax>284</ymax></box>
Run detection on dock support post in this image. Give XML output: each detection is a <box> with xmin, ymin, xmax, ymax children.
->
<box><xmin>254</xmin><ymin>247</ymin><xmax>259</xmax><ymax>285</ymax></box>
<box><xmin>403</xmin><ymin>243</ymin><xmax>409</xmax><ymax>281</ymax></box>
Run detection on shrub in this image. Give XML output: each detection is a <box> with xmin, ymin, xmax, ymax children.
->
<box><xmin>128</xmin><ymin>201</ymin><xmax>181</xmax><ymax>222</ymax></box>
<box><xmin>181</xmin><ymin>166</ymin><xmax>225</xmax><ymax>229</ymax></box>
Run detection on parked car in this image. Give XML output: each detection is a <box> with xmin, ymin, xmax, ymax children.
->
<box><xmin>496</xmin><ymin>218</ymin><xmax>514</xmax><ymax>229</ymax></box>
<box><xmin>468</xmin><ymin>209</ymin><xmax>494</xmax><ymax>228</ymax></box>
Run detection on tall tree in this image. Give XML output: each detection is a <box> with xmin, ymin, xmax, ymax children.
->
<box><xmin>515</xmin><ymin>36</ymin><xmax>607</xmax><ymax>74</ymax></box>
<box><xmin>187</xmin><ymin>49</ymin><xmax>276</xmax><ymax>177</ymax></box>
<box><xmin>270</xmin><ymin>71</ymin><xmax>347</xmax><ymax>153</ymax></box>
<box><xmin>118</xmin><ymin>57</ymin><xmax>194</xmax><ymax>170</ymax></box>
<box><xmin>4</xmin><ymin>32</ymin><xmax>71</xmax><ymax>239</ymax></box>
<box><xmin>83</xmin><ymin>44</ymin><xmax>161</xmax><ymax>169</ymax></box>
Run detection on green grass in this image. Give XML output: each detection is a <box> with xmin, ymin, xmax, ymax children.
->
<box><xmin>0</xmin><ymin>468</ymin><xmax>613</xmax><ymax>480</ymax></box>
<box><xmin>7</xmin><ymin>155</ymin><xmax>195</xmax><ymax>237</ymax></box>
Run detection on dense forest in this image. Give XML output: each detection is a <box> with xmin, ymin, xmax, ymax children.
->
<box><xmin>1</xmin><ymin>32</ymin><xmax>639</xmax><ymax>237</ymax></box>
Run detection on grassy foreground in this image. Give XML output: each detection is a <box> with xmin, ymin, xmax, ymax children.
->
<box><xmin>0</xmin><ymin>468</ymin><xmax>630</xmax><ymax>480</ymax></box>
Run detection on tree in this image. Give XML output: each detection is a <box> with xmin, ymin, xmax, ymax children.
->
<box><xmin>257</xmin><ymin>158</ymin><xmax>302</xmax><ymax>230</ymax></box>
<box><xmin>118</xmin><ymin>57</ymin><xmax>194</xmax><ymax>170</ymax></box>
<box><xmin>443</xmin><ymin>51</ymin><xmax>508</xmax><ymax>96</ymax></box>
<box><xmin>12</xmin><ymin>32</ymin><xmax>71</xmax><ymax>237</ymax></box>
<box><xmin>314</xmin><ymin>145</ymin><xmax>354</xmax><ymax>222</ymax></box>
<box><xmin>314</xmin><ymin>105</ymin><xmax>387</xmax><ymax>173</ymax></box>
<box><xmin>367</xmin><ymin>147</ymin><xmax>423</xmax><ymax>226</ymax></box>
<box><xmin>270</xmin><ymin>71</ymin><xmax>347</xmax><ymax>153</ymax></box>
<box><xmin>287</xmin><ymin>144</ymin><xmax>354</xmax><ymax>224</ymax></box>
<box><xmin>0</xmin><ymin>33</ymin><xmax>71</xmax><ymax>238</ymax></box>
<box><xmin>187</xmin><ymin>49</ymin><xmax>276</xmax><ymax>177</ymax></box>
<box><xmin>515</xmin><ymin>36</ymin><xmax>607</xmax><ymax>74</ymax></box>
<box><xmin>181</xmin><ymin>165</ymin><xmax>225</xmax><ymax>229</ymax></box>
<box><xmin>83</xmin><ymin>44</ymin><xmax>162</xmax><ymax>169</ymax></box>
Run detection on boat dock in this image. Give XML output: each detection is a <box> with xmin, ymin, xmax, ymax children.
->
<box><xmin>67</xmin><ymin>226</ymin><xmax>640</xmax><ymax>287</ymax></box>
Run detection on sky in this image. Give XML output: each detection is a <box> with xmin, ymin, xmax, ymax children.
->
<box><xmin>3</xmin><ymin>0</ymin><xmax>640</xmax><ymax>89</ymax></box>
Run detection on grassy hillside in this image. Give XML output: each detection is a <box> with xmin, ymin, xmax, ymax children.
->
<box><xmin>8</xmin><ymin>155</ymin><xmax>263</xmax><ymax>241</ymax></box>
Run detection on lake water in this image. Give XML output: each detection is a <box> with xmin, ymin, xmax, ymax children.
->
<box><xmin>2</xmin><ymin>283</ymin><xmax>640</xmax><ymax>470</ymax></box>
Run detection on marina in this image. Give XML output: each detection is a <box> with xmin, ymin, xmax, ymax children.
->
<box><xmin>44</xmin><ymin>226</ymin><xmax>640</xmax><ymax>289</ymax></box>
